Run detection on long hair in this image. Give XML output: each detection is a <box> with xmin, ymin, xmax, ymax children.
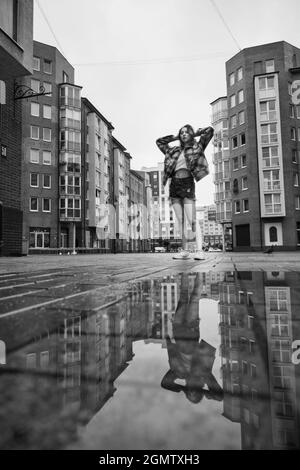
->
<box><xmin>178</xmin><ymin>124</ymin><xmax>195</xmax><ymax>148</ymax></box>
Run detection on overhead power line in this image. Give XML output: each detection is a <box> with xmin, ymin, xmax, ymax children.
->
<box><xmin>35</xmin><ymin>0</ymin><xmax>67</xmax><ymax>57</ymax></box>
<box><xmin>73</xmin><ymin>51</ymin><xmax>231</xmax><ymax>67</ymax></box>
<box><xmin>210</xmin><ymin>0</ymin><xmax>242</xmax><ymax>52</ymax></box>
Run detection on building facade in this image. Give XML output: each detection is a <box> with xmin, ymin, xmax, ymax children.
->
<box><xmin>81</xmin><ymin>98</ymin><xmax>114</xmax><ymax>250</ymax></box>
<box><xmin>0</xmin><ymin>0</ymin><xmax>33</xmax><ymax>255</ymax></box>
<box><xmin>21</xmin><ymin>41</ymin><xmax>80</xmax><ymax>253</ymax></box>
<box><xmin>217</xmin><ymin>41</ymin><xmax>300</xmax><ymax>251</ymax></box>
<box><xmin>211</xmin><ymin>97</ymin><xmax>233</xmax><ymax>250</ymax></box>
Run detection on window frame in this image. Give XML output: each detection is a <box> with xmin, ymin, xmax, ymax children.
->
<box><xmin>43</xmin><ymin>174</ymin><xmax>51</xmax><ymax>189</ymax></box>
<box><xmin>30</xmin><ymin>197</ymin><xmax>39</xmax><ymax>212</ymax></box>
<box><xmin>30</xmin><ymin>126</ymin><xmax>39</xmax><ymax>140</ymax></box>
<box><xmin>42</xmin><ymin>198</ymin><xmax>51</xmax><ymax>213</ymax></box>
<box><xmin>30</xmin><ymin>173</ymin><xmax>39</xmax><ymax>188</ymax></box>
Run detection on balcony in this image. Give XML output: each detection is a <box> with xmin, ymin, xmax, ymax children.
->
<box><xmin>264</xmin><ymin>181</ymin><xmax>281</xmax><ymax>191</ymax></box>
<box><xmin>217</xmin><ymin>211</ymin><xmax>232</xmax><ymax>223</ymax></box>
<box><xmin>211</xmin><ymin>110</ymin><xmax>228</xmax><ymax>123</ymax></box>
<box><xmin>60</xmin><ymin>97</ymin><xmax>81</xmax><ymax>109</ymax></box>
<box><xmin>60</xmin><ymin>141</ymin><xmax>81</xmax><ymax>152</ymax></box>
<box><xmin>60</xmin><ymin>117</ymin><xmax>81</xmax><ymax>130</ymax></box>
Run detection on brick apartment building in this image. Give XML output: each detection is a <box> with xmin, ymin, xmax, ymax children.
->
<box><xmin>21</xmin><ymin>40</ymin><xmax>81</xmax><ymax>252</ymax></box>
<box><xmin>0</xmin><ymin>0</ymin><xmax>33</xmax><ymax>256</ymax></box>
<box><xmin>212</xmin><ymin>41</ymin><xmax>300</xmax><ymax>251</ymax></box>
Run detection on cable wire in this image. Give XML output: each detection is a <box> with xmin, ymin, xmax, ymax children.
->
<box><xmin>210</xmin><ymin>0</ymin><xmax>242</xmax><ymax>51</ymax></box>
<box><xmin>35</xmin><ymin>0</ymin><xmax>67</xmax><ymax>57</ymax></box>
<box><xmin>73</xmin><ymin>51</ymin><xmax>231</xmax><ymax>67</ymax></box>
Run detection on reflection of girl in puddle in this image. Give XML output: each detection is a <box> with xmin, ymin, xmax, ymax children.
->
<box><xmin>161</xmin><ymin>274</ymin><xmax>223</xmax><ymax>403</ymax></box>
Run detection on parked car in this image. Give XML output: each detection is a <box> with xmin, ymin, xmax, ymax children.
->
<box><xmin>154</xmin><ymin>246</ymin><xmax>166</xmax><ymax>253</ymax></box>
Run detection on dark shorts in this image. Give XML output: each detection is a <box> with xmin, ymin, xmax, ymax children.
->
<box><xmin>169</xmin><ymin>176</ymin><xmax>195</xmax><ymax>200</ymax></box>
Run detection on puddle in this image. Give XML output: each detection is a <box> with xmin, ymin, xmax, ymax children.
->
<box><xmin>0</xmin><ymin>270</ymin><xmax>300</xmax><ymax>450</ymax></box>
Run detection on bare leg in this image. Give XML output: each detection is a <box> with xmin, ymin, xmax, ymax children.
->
<box><xmin>172</xmin><ymin>199</ymin><xmax>188</xmax><ymax>250</ymax></box>
<box><xmin>183</xmin><ymin>199</ymin><xmax>203</xmax><ymax>252</ymax></box>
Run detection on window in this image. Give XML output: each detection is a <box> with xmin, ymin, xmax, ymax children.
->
<box><xmin>43</xmin><ymin>82</ymin><xmax>52</xmax><ymax>96</ymax></box>
<box><xmin>43</xmin><ymin>174</ymin><xmax>51</xmax><ymax>189</ymax></box>
<box><xmin>235</xmin><ymin>200</ymin><xmax>241</xmax><ymax>213</ymax></box>
<box><xmin>243</xmin><ymin>199</ymin><xmax>249</xmax><ymax>212</ymax></box>
<box><xmin>230</xmin><ymin>94</ymin><xmax>236</xmax><ymax>108</ymax></box>
<box><xmin>250</xmin><ymin>363</ymin><xmax>257</xmax><ymax>378</ymax></box>
<box><xmin>229</xmin><ymin>72</ymin><xmax>235</xmax><ymax>86</ymax></box>
<box><xmin>42</xmin><ymin>198</ymin><xmax>51</xmax><ymax>212</ymax></box>
<box><xmin>31</xmin><ymin>79</ymin><xmax>40</xmax><ymax>93</ymax></box>
<box><xmin>43</xmin><ymin>105</ymin><xmax>51</xmax><ymax>119</ymax></box>
<box><xmin>237</xmin><ymin>67</ymin><xmax>243</xmax><ymax>81</ymax></box>
<box><xmin>297</xmin><ymin>222</ymin><xmax>300</xmax><ymax>245</ymax></box>
<box><xmin>296</xmin><ymin>105</ymin><xmax>300</xmax><ymax>119</ymax></box>
<box><xmin>231</xmin><ymin>115</ymin><xmax>237</xmax><ymax>129</ymax></box>
<box><xmin>233</xmin><ymin>157</ymin><xmax>239</xmax><ymax>170</ymax></box>
<box><xmin>63</xmin><ymin>71</ymin><xmax>69</xmax><ymax>83</ymax></box>
<box><xmin>238</xmin><ymin>89</ymin><xmax>244</xmax><ymax>104</ymax></box>
<box><xmin>259</xmin><ymin>76</ymin><xmax>275</xmax><ymax>90</ymax></box>
<box><xmin>241</xmin><ymin>154</ymin><xmax>247</xmax><ymax>167</ymax></box>
<box><xmin>44</xmin><ymin>59</ymin><xmax>52</xmax><ymax>74</ymax></box>
<box><xmin>238</xmin><ymin>110</ymin><xmax>245</xmax><ymax>125</ymax></box>
<box><xmin>43</xmin><ymin>128</ymin><xmax>51</xmax><ymax>142</ymax></box>
<box><xmin>292</xmin><ymin>149</ymin><xmax>297</xmax><ymax>163</ymax></box>
<box><xmin>29</xmin><ymin>228</ymin><xmax>50</xmax><ymax>248</ymax></box>
<box><xmin>270</xmin><ymin>226</ymin><xmax>278</xmax><ymax>242</ymax></box>
<box><xmin>261</xmin><ymin>123</ymin><xmax>277</xmax><ymax>144</ymax></box>
<box><xmin>240</xmin><ymin>133</ymin><xmax>246</xmax><ymax>145</ymax></box>
<box><xmin>30</xmin><ymin>173</ymin><xmax>39</xmax><ymax>187</ymax></box>
<box><xmin>60</xmin><ymin>198</ymin><xmax>81</xmax><ymax>218</ymax></box>
<box><xmin>33</xmin><ymin>56</ymin><xmax>40</xmax><ymax>71</ymax></box>
<box><xmin>294</xmin><ymin>173</ymin><xmax>299</xmax><ymax>187</ymax></box>
<box><xmin>291</xmin><ymin>127</ymin><xmax>296</xmax><ymax>140</ymax></box>
<box><xmin>43</xmin><ymin>151</ymin><xmax>51</xmax><ymax>165</ymax></box>
<box><xmin>264</xmin><ymin>193</ymin><xmax>281</xmax><ymax>214</ymax></box>
<box><xmin>296</xmin><ymin>196</ymin><xmax>300</xmax><ymax>210</ymax></box>
<box><xmin>30</xmin><ymin>126</ymin><xmax>39</xmax><ymax>140</ymax></box>
<box><xmin>260</xmin><ymin>100</ymin><xmax>276</xmax><ymax>121</ymax></box>
<box><xmin>263</xmin><ymin>170</ymin><xmax>280</xmax><ymax>191</ymax></box>
<box><xmin>289</xmin><ymin>104</ymin><xmax>295</xmax><ymax>118</ymax></box>
<box><xmin>232</xmin><ymin>136</ymin><xmax>238</xmax><ymax>149</ymax></box>
<box><xmin>265</xmin><ymin>59</ymin><xmax>275</xmax><ymax>73</ymax></box>
<box><xmin>242</xmin><ymin>176</ymin><xmax>248</xmax><ymax>190</ymax></box>
<box><xmin>30</xmin><ymin>197</ymin><xmax>38</xmax><ymax>212</ymax></box>
<box><xmin>30</xmin><ymin>149</ymin><xmax>39</xmax><ymax>163</ymax></box>
<box><xmin>31</xmin><ymin>102</ymin><xmax>39</xmax><ymax>117</ymax></box>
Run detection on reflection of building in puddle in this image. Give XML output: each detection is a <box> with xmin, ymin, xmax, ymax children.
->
<box><xmin>219</xmin><ymin>271</ymin><xmax>300</xmax><ymax>449</ymax></box>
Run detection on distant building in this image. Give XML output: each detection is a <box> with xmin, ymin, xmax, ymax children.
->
<box><xmin>0</xmin><ymin>0</ymin><xmax>33</xmax><ymax>255</ymax></box>
<box><xmin>81</xmin><ymin>97</ymin><xmax>114</xmax><ymax>250</ymax></box>
<box><xmin>141</xmin><ymin>163</ymin><xmax>181</xmax><ymax>249</ymax></box>
<box><xmin>113</xmin><ymin>137</ymin><xmax>131</xmax><ymax>252</ymax></box>
<box><xmin>196</xmin><ymin>204</ymin><xmax>223</xmax><ymax>247</ymax></box>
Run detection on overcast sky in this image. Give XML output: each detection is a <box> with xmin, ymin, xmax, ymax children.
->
<box><xmin>34</xmin><ymin>0</ymin><xmax>300</xmax><ymax>205</ymax></box>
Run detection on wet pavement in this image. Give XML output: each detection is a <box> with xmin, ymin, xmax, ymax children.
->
<box><xmin>1</xmin><ymin>253</ymin><xmax>300</xmax><ymax>450</ymax></box>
